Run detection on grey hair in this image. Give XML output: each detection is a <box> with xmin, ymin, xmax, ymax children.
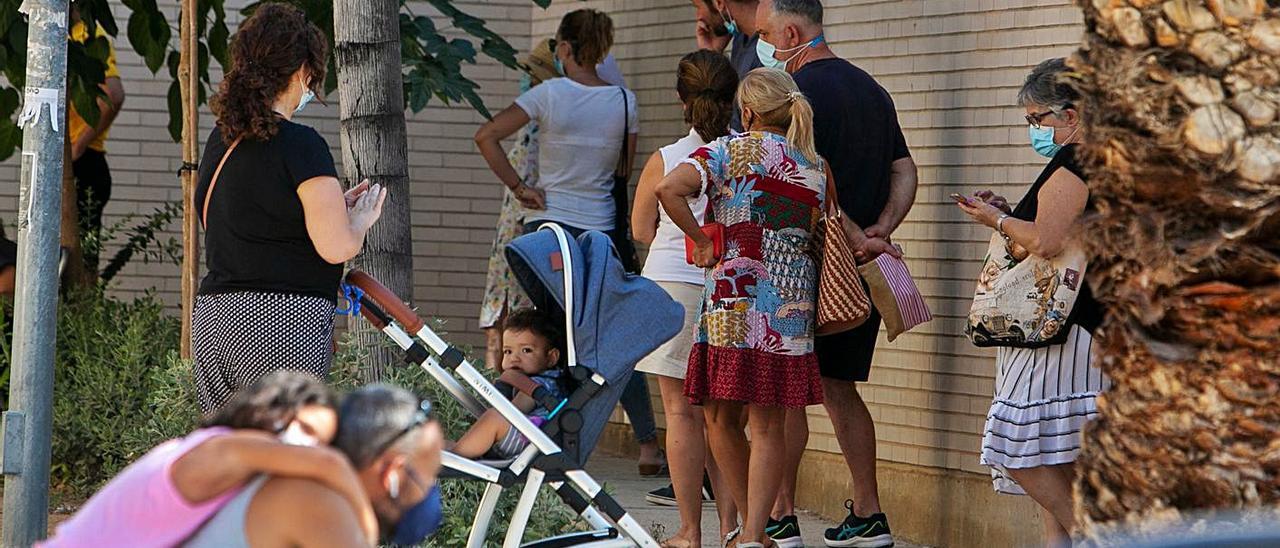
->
<box><xmin>1017</xmin><ymin>58</ymin><xmax>1080</xmax><ymax>110</ymax></box>
<box><xmin>771</xmin><ymin>0</ymin><xmax>823</xmax><ymax>26</ymax></box>
<box><xmin>333</xmin><ymin>384</ymin><xmax>422</xmax><ymax>469</ymax></box>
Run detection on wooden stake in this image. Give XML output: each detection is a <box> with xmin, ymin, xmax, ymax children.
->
<box><xmin>178</xmin><ymin>0</ymin><xmax>199</xmax><ymax>359</ymax></box>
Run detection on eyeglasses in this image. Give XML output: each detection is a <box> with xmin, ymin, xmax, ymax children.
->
<box><xmin>1025</xmin><ymin>104</ymin><xmax>1072</xmax><ymax>128</ymax></box>
<box><xmin>372</xmin><ymin>399</ymin><xmax>433</xmax><ymax>458</ymax></box>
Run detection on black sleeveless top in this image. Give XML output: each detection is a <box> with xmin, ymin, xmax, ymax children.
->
<box><xmin>1009</xmin><ymin>144</ymin><xmax>1103</xmax><ymax>334</ymax></box>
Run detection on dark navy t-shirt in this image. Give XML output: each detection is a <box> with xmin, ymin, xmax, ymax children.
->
<box><xmin>729</xmin><ymin>32</ymin><xmax>763</xmax><ymax>132</ymax></box>
<box><xmin>792</xmin><ymin>58</ymin><xmax>910</xmax><ymax>229</ymax></box>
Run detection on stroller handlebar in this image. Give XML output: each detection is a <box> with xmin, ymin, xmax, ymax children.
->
<box><xmin>345</xmin><ymin>271</ymin><xmax>425</xmax><ymax>333</ymax></box>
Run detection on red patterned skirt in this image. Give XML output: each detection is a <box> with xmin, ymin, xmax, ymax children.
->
<box><xmin>684</xmin><ymin>343</ymin><xmax>823</xmax><ymax>408</ymax></box>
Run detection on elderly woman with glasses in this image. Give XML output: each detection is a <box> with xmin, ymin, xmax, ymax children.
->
<box><xmin>954</xmin><ymin>57</ymin><xmax>1109</xmax><ymax>548</ymax></box>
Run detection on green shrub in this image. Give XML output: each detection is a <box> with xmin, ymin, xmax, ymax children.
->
<box><xmin>0</xmin><ymin>289</ymin><xmax>181</xmax><ymax>501</ymax></box>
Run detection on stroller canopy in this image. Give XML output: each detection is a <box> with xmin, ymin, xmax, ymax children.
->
<box><xmin>506</xmin><ymin>227</ymin><xmax>683</xmax><ymax>386</ymax></box>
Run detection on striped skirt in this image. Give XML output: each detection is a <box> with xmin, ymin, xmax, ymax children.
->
<box><xmin>192</xmin><ymin>291</ymin><xmax>336</xmax><ymax>414</ymax></box>
<box><xmin>980</xmin><ymin>325</ymin><xmax>1110</xmax><ymax>495</ymax></box>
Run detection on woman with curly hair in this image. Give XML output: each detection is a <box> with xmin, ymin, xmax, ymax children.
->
<box><xmin>193</xmin><ymin>3</ymin><xmax>387</xmax><ymax>413</ymax></box>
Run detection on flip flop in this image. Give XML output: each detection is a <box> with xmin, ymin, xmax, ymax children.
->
<box><xmin>722</xmin><ymin>526</ymin><xmax>742</xmax><ymax>548</ymax></box>
<box><xmin>659</xmin><ymin>538</ymin><xmax>696</xmax><ymax>548</ymax></box>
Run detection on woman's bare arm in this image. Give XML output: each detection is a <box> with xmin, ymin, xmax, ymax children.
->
<box><xmin>297</xmin><ymin>176</ymin><xmax>386</xmax><ymax>264</ymax></box>
<box><xmin>630</xmin><ymin>152</ymin><xmax>665</xmax><ymax>245</ymax></box>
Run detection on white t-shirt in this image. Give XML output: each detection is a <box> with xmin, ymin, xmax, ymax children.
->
<box><xmin>641</xmin><ymin>128</ymin><xmax>708</xmax><ymax>286</ymax></box>
<box><xmin>515</xmin><ymin>78</ymin><xmax>639</xmax><ymax>231</ymax></box>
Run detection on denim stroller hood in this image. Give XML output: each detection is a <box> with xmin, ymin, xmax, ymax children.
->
<box><xmin>506</xmin><ymin>228</ymin><xmax>682</xmax><ymax>464</ymax></box>
<box><xmin>505</xmin><ymin>228</ymin><xmax>684</xmax><ymax>385</ymax></box>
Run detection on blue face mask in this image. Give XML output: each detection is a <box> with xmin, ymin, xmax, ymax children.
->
<box><xmin>1029</xmin><ymin>125</ymin><xmax>1061</xmax><ymax>158</ymax></box>
<box><xmin>295</xmin><ymin>87</ymin><xmax>315</xmax><ymax>114</ymax></box>
<box><xmin>757</xmin><ymin>35</ymin><xmax>824</xmax><ymax>70</ymax></box>
<box><xmin>519</xmin><ymin>73</ymin><xmax>533</xmax><ymax>93</ymax></box>
<box><xmin>721</xmin><ymin>9</ymin><xmax>738</xmax><ymax>36</ymax></box>
<box><xmin>553</xmin><ymin>56</ymin><xmax>565</xmax><ymax>76</ymax></box>
<box><xmin>389</xmin><ymin>476</ymin><xmax>442</xmax><ymax>546</ymax></box>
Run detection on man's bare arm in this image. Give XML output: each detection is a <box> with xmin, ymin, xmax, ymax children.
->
<box><xmin>73</xmin><ymin>77</ymin><xmax>125</xmax><ymax>160</ymax></box>
<box><xmin>865</xmin><ymin>156</ymin><xmax>918</xmax><ymax>240</ymax></box>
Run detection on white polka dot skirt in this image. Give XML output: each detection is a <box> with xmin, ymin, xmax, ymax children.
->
<box><xmin>192</xmin><ymin>291</ymin><xmax>336</xmax><ymax>414</ymax></box>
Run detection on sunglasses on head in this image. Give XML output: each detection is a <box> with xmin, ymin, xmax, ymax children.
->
<box><xmin>372</xmin><ymin>399</ymin><xmax>433</xmax><ymax>458</ymax></box>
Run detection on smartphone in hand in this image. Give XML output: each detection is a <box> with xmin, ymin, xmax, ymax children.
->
<box><xmin>950</xmin><ymin>193</ymin><xmax>972</xmax><ymax>205</ymax></box>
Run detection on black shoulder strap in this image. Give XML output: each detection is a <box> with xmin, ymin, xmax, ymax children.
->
<box><xmin>616</xmin><ymin>87</ymin><xmax>629</xmax><ymax>176</ymax></box>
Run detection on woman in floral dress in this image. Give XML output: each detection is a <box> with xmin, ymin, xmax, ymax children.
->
<box><xmin>657</xmin><ymin>68</ymin><xmax>859</xmax><ymax>548</ymax></box>
<box><xmin>479</xmin><ymin>41</ymin><xmax>557</xmax><ymax>370</ymax></box>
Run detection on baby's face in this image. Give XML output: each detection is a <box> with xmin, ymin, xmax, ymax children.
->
<box><xmin>502</xmin><ymin>329</ymin><xmax>557</xmax><ymax>375</ymax></box>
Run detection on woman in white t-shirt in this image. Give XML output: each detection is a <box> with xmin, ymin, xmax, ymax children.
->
<box><xmin>476</xmin><ymin>8</ymin><xmax>638</xmax><ymax>239</ymax></box>
<box><xmin>630</xmin><ymin>50</ymin><xmax>741</xmax><ymax>548</ymax></box>
<box><xmin>475</xmin><ymin>9</ymin><xmax>668</xmax><ymax>475</ymax></box>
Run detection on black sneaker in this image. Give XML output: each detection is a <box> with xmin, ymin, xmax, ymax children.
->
<box><xmin>766</xmin><ymin>515</ymin><xmax>804</xmax><ymax>548</ymax></box>
<box><xmin>823</xmin><ymin>500</ymin><xmax>893</xmax><ymax>547</ymax></box>
<box><xmin>645</xmin><ymin>474</ymin><xmax>716</xmax><ymax>507</ymax></box>
<box><xmin>645</xmin><ymin>483</ymin><xmax>677</xmax><ymax>506</ymax></box>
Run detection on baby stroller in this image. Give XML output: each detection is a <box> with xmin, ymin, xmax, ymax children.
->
<box><xmin>346</xmin><ymin>222</ymin><xmax>684</xmax><ymax>547</ymax></box>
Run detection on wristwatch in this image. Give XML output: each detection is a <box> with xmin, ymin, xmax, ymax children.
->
<box><xmin>996</xmin><ymin>214</ymin><xmax>1012</xmax><ymax>241</ymax></box>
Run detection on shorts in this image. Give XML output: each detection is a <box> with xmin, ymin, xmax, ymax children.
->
<box><xmin>815</xmin><ymin>305</ymin><xmax>881</xmax><ymax>382</ymax></box>
<box><xmin>635</xmin><ymin>281</ymin><xmax>702</xmax><ymax>380</ymax></box>
<box><xmin>491</xmin><ymin>416</ymin><xmax>547</xmax><ymax>459</ymax></box>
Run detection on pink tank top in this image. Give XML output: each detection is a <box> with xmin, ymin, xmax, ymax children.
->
<box><xmin>39</xmin><ymin>427</ymin><xmax>242</xmax><ymax>548</ymax></box>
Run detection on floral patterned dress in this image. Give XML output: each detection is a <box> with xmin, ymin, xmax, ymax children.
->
<box><xmin>479</xmin><ymin>123</ymin><xmax>537</xmax><ymax>328</ymax></box>
<box><xmin>682</xmin><ymin>131</ymin><xmax>826</xmax><ymax>408</ymax></box>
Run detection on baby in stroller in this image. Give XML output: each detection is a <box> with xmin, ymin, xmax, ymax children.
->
<box><xmin>448</xmin><ymin>308</ymin><xmax>569</xmax><ymax>459</ymax></box>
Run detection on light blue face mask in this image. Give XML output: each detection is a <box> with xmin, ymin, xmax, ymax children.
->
<box><xmin>1029</xmin><ymin>125</ymin><xmax>1061</xmax><ymax>158</ymax></box>
<box><xmin>757</xmin><ymin>34</ymin><xmax>824</xmax><ymax>70</ymax></box>
<box><xmin>722</xmin><ymin>9</ymin><xmax>738</xmax><ymax>36</ymax></box>
<box><xmin>295</xmin><ymin>85</ymin><xmax>315</xmax><ymax>114</ymax></box>
<box><xmin>553</xmin><ymin>56</ymin><xmax>565</xmax><ymax>76</ymax></box>
<box><xmin>519</xmin><ymin>73</ymin><xmax>533</xmax><ymax>93</ymax></box>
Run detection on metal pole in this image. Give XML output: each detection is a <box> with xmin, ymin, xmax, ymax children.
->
<box><xmin>178</xmin><ymin>0</ymin><xmax>198</xmax><ymax>359</ymax></box>
<box><xmin>2</xmin><ymin>0</ymin><xmax>69</xmax><ymax>545</ymax></box>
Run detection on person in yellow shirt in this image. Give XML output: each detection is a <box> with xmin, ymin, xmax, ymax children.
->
<box><xmin>68</xmin><ymin>7</ymin><xmax>126</xmax><ymax>273</ymax></box>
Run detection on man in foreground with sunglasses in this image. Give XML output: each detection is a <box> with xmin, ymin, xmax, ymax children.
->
<box><xmin>185</xmin><ymin>384</ymin><xmax>445</xmax><ymax>547</ymax></box>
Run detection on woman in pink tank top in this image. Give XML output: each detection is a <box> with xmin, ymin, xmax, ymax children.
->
<box><xmin>39</xmin><ymin>372</ymin><xmax>377</xmax><ymax>547</ymax></box>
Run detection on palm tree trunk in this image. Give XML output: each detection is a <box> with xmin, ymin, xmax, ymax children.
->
<box><xmin>1073</xmin><ymin>0</ymin><xmax>1280</xmax><ymax>535</ymax></box>
<box><xmin>333</xmin><ymin>0</ymin><xmax>412</xmax><ymax>381</ymax></box>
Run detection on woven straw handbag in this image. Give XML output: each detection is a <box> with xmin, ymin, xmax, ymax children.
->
<box><xmin>816</xmin><ymin>178</ymin><xmax>872</xmax><ymax>336</ymax></box>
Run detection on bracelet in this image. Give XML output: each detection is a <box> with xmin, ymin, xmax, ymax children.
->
<box><xmin>995</xmin><ymin>214</ymin><xmax>1011</xmax><ymax>241</ymax></box>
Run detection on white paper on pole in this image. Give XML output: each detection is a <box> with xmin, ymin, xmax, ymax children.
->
<box><xmin>17</xmin><ymin>87</ymin><xmax>60</xmax><ymax>133</ymax></box>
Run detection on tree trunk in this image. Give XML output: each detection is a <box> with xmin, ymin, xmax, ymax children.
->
<box><xmin>178</xmin><ymin>0</ymin><xmax>199</xmax><ymax>359</ymax></box>
<box><xmin>1073</xmin><ymin>0</ymin><xmax>1280</xmax><ymax>536</ymax></box>
<box><xmin>334</xmin><ymin>0</ymin><xmax>412</xmax><ymax>381</ymax></box>
<box><xmin>59</xmin><ymin>136</ymin><xmax>90</xmax><ymax>288</ymax></box>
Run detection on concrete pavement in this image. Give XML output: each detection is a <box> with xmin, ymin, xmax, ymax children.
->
<box><xmin>586</xmin><ymin>452</ymin><xmax>927</xmax><ymax>547</ymax></box>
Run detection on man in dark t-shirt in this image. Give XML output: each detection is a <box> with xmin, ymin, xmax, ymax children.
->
<box><xmin>755</xmin><ymin>1</ymin><xmax>919</xmax><ymax>547</ymax></box>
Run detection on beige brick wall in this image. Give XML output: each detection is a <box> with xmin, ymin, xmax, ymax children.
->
<box><xmin>530</xmin><ymin>0</ymin><xmax>1086</xmax><ymax>480</ymax></box>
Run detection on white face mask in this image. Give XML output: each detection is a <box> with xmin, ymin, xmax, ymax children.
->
<box><xmin>279</xmin><ymin>422</ymin><xmax>319</xmax><ymax>447</ymax></box>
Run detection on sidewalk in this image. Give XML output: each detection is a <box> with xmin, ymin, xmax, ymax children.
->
<box><xmin>587</xmin><ymin>452</ymin><xmax>926</xmax><ymax>547</ymax></box>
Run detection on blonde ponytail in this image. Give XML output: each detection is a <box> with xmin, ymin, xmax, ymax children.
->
<box><xmin>786</xmin><ymin>92</ymin><xmax>817</xmax><ymax>164</ymax></box>
<box><xmin>738</xmin><ymin>68</ymin><xmax>818</xmax><ymax>164</ymax></box>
